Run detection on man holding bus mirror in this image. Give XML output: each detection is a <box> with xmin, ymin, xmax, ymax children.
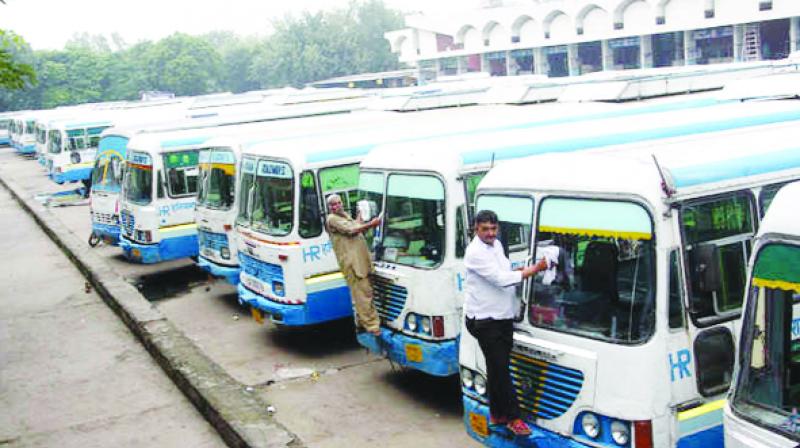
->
<box><xmin>326</xmin><ymin>194</ymin><xmax>382</xmax><ymax>336</ymax></box>
<box><xmin>464</xmin><ymin>210</ymin><xmax>547</xmax><ymax>437</ymax></box>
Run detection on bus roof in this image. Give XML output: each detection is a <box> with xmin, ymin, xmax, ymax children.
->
<box><xmin>478</xmin><ymin>120</ymin><xmax>800</xmax><ymax>208</ymax></box>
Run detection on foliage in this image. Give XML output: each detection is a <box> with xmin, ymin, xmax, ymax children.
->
<box><xmin>0</xmin><ymin>29</ymin><xmax>37</xmax><ymax>91</ymax></box>
<box><xmin>0</xmin><ymin>0</ymin><xmax>403</xmax><ymax>111</ymax></box>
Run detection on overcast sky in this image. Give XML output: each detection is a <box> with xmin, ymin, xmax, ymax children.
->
<box><xmin>0</xmin><ymin>0</ymin><xmax>475</xmax><ymax>50</ymax></box>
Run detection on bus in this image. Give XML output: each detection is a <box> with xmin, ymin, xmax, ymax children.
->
<box><xmin>725</xmin><ymin>181</ymin><xmax>800</xmax><ymax>448</ymax></box>
<box><xmin>0</xmin><ymin>112</ymin><xmax>17</xmax><ymax>146</ymax></box>
<box><xmin>355</xmin><ymin>94</ymin><xmax>800</xmax><ymax>378</ymax></box>
<box><xmin>94</xmin><ymin>98</ymin><xmax>370</xmax><ymax>247</ymax></box>
<box><xmin>461</xmin><ymin>118</ymin><xmax>800</xmax><ymax>447</ymax></box>
<box><xmin>46</xmin><ymin>118</ymin><xmax>114</xmax><ymax>185</ymax></box>
<box><xmin>10</xmin><ymin>112</ymin><xmax>37</xmax><ymax>155</ymax></box>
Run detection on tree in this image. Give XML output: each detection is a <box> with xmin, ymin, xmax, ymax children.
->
<box><xmin>141</xmin><ymin>33</ymin><xmax>222</xmax><ymax>96</ymax></box>
<box><xmin>0</xmin><ymin>29</ymin><xmax>36</xmax><ymax>90</ymax></box>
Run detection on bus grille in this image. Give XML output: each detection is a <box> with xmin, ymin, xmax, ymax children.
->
<box><xmin>510</xmin><ymin>352</ymin><xmax>584</xmax><ymax>420</ymax></box>
<box><xmin>239</xmin><ymin>253</ymin><xmax>283</xmax><ymax>284</ymax></box>
<box><xmin>198</xmin><ymin>229</ymin><xmax>228</xmax><ymax>251</ymax></box>
<box><xmin>120</xmin><ymin>210</ymin><xmax>134</xmax><ymax>236</ymax></box>
<box><xmin>93</xmin><ymin>212</ymin><xmax>119</xmax><ymax>225</ymax></box>
<box><xmin>370</xmin><ymin>274</ymin><xmax>407</xmax><ymax>322</ymax></box>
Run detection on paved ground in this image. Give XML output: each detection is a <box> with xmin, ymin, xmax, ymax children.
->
<box><xmin>0</xmin><ymin>173</ymin><xmax>227</xmax><ymax>448</ymax></box>
<box><xmin>0</xmin><ymin>147</ymin><xmax>477</xmax><ymax>447</ymax></box>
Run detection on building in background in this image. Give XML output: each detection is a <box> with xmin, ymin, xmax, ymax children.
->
<box><xmin>385</xmin><ymin>0</ymin><xmax>800</xmax><ymax>82</ymax></box>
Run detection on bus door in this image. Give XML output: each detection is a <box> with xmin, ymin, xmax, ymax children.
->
<box><xmin>673</xmin><ymin>192</ymin><xmax>758</xmax><ymax>445</ymax></box>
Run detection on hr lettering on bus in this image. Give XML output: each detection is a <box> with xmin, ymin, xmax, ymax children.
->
<box><xmin>669</xmin><ymin>349</ymin><xmax>692</xmax><ymax>382</ymax></box>
<box><xmin>303</xmin><ymin>242</ymin><xmax>333</xmax><ymax>263</ymax></box>
<box><xmin>456</xmin><ymin>272</ymin><xmax>465</xmax><ymax>292</ymax></box>
<box><xmin>159</xmin><ymin>201</ymin><xmax>196</xmax><ymax>216</ymax></box>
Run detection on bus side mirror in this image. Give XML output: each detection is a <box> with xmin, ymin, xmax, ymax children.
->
<box><xmin>691</xmin><ymin>244</ymin><xmax>721</xmax><ymax>293</ymax></box>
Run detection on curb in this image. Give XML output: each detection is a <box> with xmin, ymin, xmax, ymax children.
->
<box><xmin>0</xmin><ymin>173</ymin><xmax>300</xmax><ymax>448</ymax></box>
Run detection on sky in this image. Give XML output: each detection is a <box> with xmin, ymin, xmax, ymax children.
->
<box><xmin>0</xmin><ymin>0</ymin><xmax>474</xmax><ymax>50</ymax></box>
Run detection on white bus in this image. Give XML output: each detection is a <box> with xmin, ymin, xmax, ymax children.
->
<box><xmin>0</xmin><ymin>112</ymin><xmax>17</xmax><ymax>146</ymax></box>
<box><xmin>10</xmin><ymin>112</ymin><xmax>37</xmax><ymax>155</ymax></box>
<box><xmin>725</xmin><ymin>181</ymin><xmax>800</xmax><ymax>448</ymax></box>
<box><xmin>356</xmin><ymin>95</ymin><xmax>800</xmax><ymax>378</ymax></box>
<box><xmin>46</xmin><ymin>117</ymin><xmax>114</xmax><ymax>185</ymax></box>
<box><xmin>461</xmin><ymin>119</ymin><xmax>800</xmax><ymax>447</ymax></box>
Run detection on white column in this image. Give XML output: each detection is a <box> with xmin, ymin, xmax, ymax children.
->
<box><xmin>535</xmin><ymin>47</ymin><xmax>548</xmax><ymax>76</ymax></box>
<box><xmin>641</xmin><ymin>35</ymin><xmax>653</xmax><ymax>68</ymax></box>
<box><xmin>792</xmin><ymin>17</ymin><xmax>800</xmax><ymax>53</ymax></box>
<box><xmin>684</xmin><ymin>30</ymin><xmax>696</xmax><ymax>65</ymax></box>
<box><xmin>602</xmin><ymin>40</ymin><xmax>612</xmax><ymax>71</ymax></box>
<box><xmin>568</xmin><ymin>44</ymin><xmax>580</xmax><ymax>76</ymax></box>
<box><xmin>733</xmin><ymin>24</ymin><xmax>744</xmax><ymax>62</ymax></box>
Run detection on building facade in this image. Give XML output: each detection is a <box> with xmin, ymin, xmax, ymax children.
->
<box><xmin>385</xmin><ymin>0</ymin><xmax>800</xmax><ymax>82</ymax></box>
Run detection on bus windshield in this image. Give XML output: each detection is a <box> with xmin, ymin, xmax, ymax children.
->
<box><xmin>124</xmin><ymin>155</ymin><xmax>153</xmax><ymax>205</ymax></box>
<box><xmin>0</xmin><ymin>119</ymin><xmax>9</xmax><ymax>130</ymax></box>
<box><xmin>249</xmin><ymin>159</ymin><xmax>293</xmax><ymax>236</ymax></box>
<box><xmin>529</xmin><ymin>198</ymin><xmax>655</xmax><ymax>344</ymax></box>
<box><xmin>733</xmin><ymin>243</ymin><xmax>800</xmax><ymax>439</ymax></box>
<box><xmin>163</xmin><ymin>150</ymin><xmax>199</xmax><ymax>197</ymax></box>
<box><xmin>92</xmin><ymin>155</ymin><xmax>124</xmax><ymax>190</ymax></box>
<box><xmin>378</xmin><ymin>173</ymin><xmax>445</xmax><ymax>268</ymax></box>
<box><xmin>48</xmin><ymin>130</ymin><xmax>62</xmax><ymax>154</ymax></box>
<box><xmin>197</xmin><ymin>148</ymin><xmax>235</xmax><ymax>210</ymax></box>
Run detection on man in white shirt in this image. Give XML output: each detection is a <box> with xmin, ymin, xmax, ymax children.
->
<box><xmin>464</xmin><ymin>209</ymin><xmax>547</xmax><ymax>437</ymax></box>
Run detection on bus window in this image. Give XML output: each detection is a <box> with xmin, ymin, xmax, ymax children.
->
<box><xmin>380</xmin><ymin>174</ymin><xmax>445</xmax><ymax>268</ymax></box>
<box><xmin>237</xmin><ymin>157</ymin><xmax>257</xmax><ymax>227</ymax></box>
<box><xmin>251</xmin><ymin>159</ymin><xmax>293</xmax><ymax>236</ymax></box>
<box><xmin>163</xmin><ymin>150</ymin><xmax>199</xmax><ymax>197</ymax></box>
<box><xmin>299</xmin><ymin>170</ymin><xmax>322</xmax><ymax>238</ymax></box>
<box><xmin>681</xmin><ymin>192</ymin><xmax>754</xmax><ymax>322</ymax></box>
<box><xmin>67</xmin><ymin>129</ymin><xmax>87</xmax><ymax>151</ymax></box>
<box><xmin>735</xmin><ymin>244</ymin><xmax>800</xmax><ymax>429</ymax></box>
<box><xmin>529</xmin><ymin>198</ymin><xmax>656</xmax><ymax>343</ymax></box>
<box><xmin>357</xmin><ymin>171</ymin><xmax>384</xmax><ymax>247</ymax></box>
<box><xmin>319</xmin><ymin>164</ymin><xmax>360</xmax><ymax>216</ymax></box>
<box><xmin>87</xmin><ymin>127</ymin><xmax>107</xmax><ymax>149</ymax></box>
<box><xmin>198</xmin><ymin>149</ymin><xmax>235</xmax><ymax>210</ymax></box>
<box><xmin>124</xmin><ymin>160</ymin><xmax>153</xmax><ymax>205</ymax></box>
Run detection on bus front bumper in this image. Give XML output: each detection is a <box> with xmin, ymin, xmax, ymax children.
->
<box><xmin>92</xmin><ymin>222</ymin><xmax>120</xmax><ymax>246</ymax></box>
<box><xmin>463</xmin><ymin>396</ymin><xmax>587</xmax><ymax>448</ymax></box>
<box><xmin>0</xmin><ymin>136</ymin><xmax>10</xmax><ymax>146</ymax></box>
<box><xmin>238</xmin><ymin>282</ymin><xmax>352</xmax><ymax>326</ymax></box>
<box><xmin>17</xmin><ymin>144</ymin><xmax>36</xmax><ymax>154</ymax></box>
<box><xmin>356</xmin><ymin>330</ymin><xmax>459</xmax><ymax>377</ymax></box>
<box><xmin>119</xmin><ymin>234</ymin><xmax>198</xmax><ymax>264</ymax></box>
<box><xmin>197</xmin><ymin>256</ymin><xmax>240</xmax><ymax>285</ymax></box>
<box><xmin>50</xmin><ymin>166</ymin><xmax>92</xmax><ymax>184</ymax></box>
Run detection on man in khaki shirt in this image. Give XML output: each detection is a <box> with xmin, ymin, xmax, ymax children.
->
<box><xmin>326</xmin><ymin>194</ymin><xmax>382</xmax><ymax>335</ymax></box>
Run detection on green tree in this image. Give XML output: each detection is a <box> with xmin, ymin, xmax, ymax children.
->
<box><xmin>0</xmin><ymin>29</ymin><xmax>36</xmax><ymax>90</ymax></box>
<box><xmin>142</xmin><ymin>33</ymin><xmax>222</xmax><ymax>96</ymax></box>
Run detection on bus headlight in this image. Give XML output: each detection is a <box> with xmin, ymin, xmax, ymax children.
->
<box><xmin>473</xmin><ymin>373</ymin><xmax>487</xmax><ymax>396</ymax></box>
<box><xmin>405</xmin><ymin>313</ymin><xmax>418</xmax><ymax>332</ymax></box>
<box><xmin>420</xmin><ymin>316</ymin><xmax>431</xmax><ymax>335</ymax></box>
<box><xmin>461</xmin><ymin>368</ymin><xmax>474</xmax><ymax>389</ymax></box>
<box><xmin>220</xmin><ymin>247</ymin><xmax>230</xmax><ymax>259</ymax></box>
<box><xmin>581</xmin><ymin>413</ymin><xmax>600</xmax><ymax>439</ymax></box>
<box><xmin>610</xmin><ymin>420</ymin><xmax>630</xmax><ymax>445</ymax></box>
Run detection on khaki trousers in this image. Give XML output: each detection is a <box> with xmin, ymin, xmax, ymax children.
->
<box><xmin>344</xmin><ymin>272</ymin><xmax>379</xmax><ymax>332</ymax></box>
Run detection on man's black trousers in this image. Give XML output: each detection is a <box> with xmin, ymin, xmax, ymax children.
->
<box><xmin>465</xmin><ymin>317</ymin><xmax>520</xmax><ymax>422</ymax></box>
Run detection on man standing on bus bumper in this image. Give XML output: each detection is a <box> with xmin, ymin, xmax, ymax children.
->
<box><xmin>464</xmin><ymin>210</ymin><xmax>547</xmax><ymax>437</ymax></box>
<box><xmin>326</xmin><ymin>194</ymin><xmax>382</xmax><ymax>336</ymax></box>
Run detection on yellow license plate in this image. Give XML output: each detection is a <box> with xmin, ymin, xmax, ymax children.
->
<box><xmin>132</xmin><ymin>248</ymin><xmax>141</xmax><ymax>258</ymax></box>
<box><xmin>405</xmin><ymin>344</ymin><xmax>423</xmax><ymax>363</ymax></box>
<box><xmin>469</xmin><ymin>412</ymin><xmax>489</xmax><ymax>437</ymax></box>
<box><xmin>250</xmin><ymin>307</ymin><xmax>264</xmax><ymax>325</ymax></box>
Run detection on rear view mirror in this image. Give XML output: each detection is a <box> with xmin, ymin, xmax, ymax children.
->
<box><xmin>691</xmin><ymin>244</ymin><xmax>721</xmax><ymax>293</ymax></box>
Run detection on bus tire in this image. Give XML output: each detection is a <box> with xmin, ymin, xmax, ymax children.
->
<box><xmin>88</xmin><ymin>232</ymin><xmax>100</xmax><ymax>248</ymax></box>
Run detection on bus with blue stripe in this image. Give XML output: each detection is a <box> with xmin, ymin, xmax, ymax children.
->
<box><xmin>355</xmin><ymin>94</ymin><xmax>800</xmax><ymax>379</ymax></box>
<box><xmin>463</xmin><ymin>112</ymin><xmax>800</xmax><ymax>448</ymax></box>
<box><xmin>10</xmin><ymin>112</ymin><xmax>37</xmax><ymax>155</ymax></box>
<box><xmin>0</xmin><ymin>112</ymin><xmax>19</xmax><ymax>147</ymax></box>
<box><xmin>725</xmin><ymin>180</ymin><xmax>800</xmax><ymax>448</ymax></box>
<box><xmin>46</xmin><ymin>118</ymin><xmax>114</xmax><ymax>184</ymax></box>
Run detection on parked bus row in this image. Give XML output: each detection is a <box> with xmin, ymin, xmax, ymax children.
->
<box><xmin>5</xmin><ymin>65</ymin><xmax>800</xmax><ymax>448</ymax></box>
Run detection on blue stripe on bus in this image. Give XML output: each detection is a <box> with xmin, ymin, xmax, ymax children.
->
<box><xmin>672</xmin><ymin>146</ymin><xmax>800</xmax><ymax>188</ymax></box>
<box><xmin>62</xmin><ymin>121</ymin><xmax>114</xmax><ymax>128</ymax></box>
<box><xmin>160</xmin><ymin>136</ymin><xmax>211</xmax><ymax>148</ymax></box>
<box><xmin>461</xmin><ymin>108</ymin><xmax>800</xmax><ymax>165</ymax></box>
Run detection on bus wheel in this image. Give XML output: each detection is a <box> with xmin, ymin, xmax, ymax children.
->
<box><xmin>88</xmin><ymin>232</ymin><xmax>100</xmax><ymax>248</ymax></box>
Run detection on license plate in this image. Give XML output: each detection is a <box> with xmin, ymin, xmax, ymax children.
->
<box><xmin>469</xmin><ymin>412</ymin><xmax>489</xmax><ymax>437</ymax></box>
<box><xmin>405</xmin><ymin>343</ymin><xmax>423</xmax><ymax>363</ymax></box>
<box><xmin>132</xmin><ymin>248</ymin><xmax>141</xmax><ymax>258</ymax></box>
<box><xmin>250</xmin><ymin>307</ymin><xmax>264</xmax><ymax>325</ymax></box>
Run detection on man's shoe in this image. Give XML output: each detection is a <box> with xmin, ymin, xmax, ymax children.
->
<box><xmin>506</xmin><ymin>418</ymin><xmax>532</xmax><ymax>437</ymax></box>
